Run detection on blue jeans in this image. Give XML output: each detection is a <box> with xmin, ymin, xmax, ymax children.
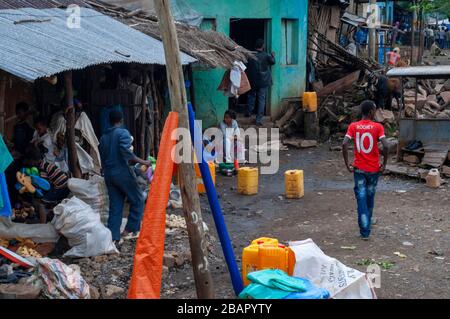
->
<box><xmin>354</xmin><ymin>169</ymin><xmax>379</xmax><ymax>238</ymax></box>
<box><xmin>105</xmin><ymin>171</ymin><xmax>144</xmax><ymax>241</ymax></box>
<box><xmin>247</xmin><ymin>87</ymin><xmax>268</xmax><ymax>124</ymax></box>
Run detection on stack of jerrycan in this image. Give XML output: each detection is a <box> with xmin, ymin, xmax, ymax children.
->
<box><xmin>242</xmin><ymin>237</ymin><xmax>296</xmax><ymax>286</ymax></box>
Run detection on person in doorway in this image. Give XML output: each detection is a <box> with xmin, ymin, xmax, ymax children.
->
<box><xmin>99</xmin><ymin>110</ymin><xmax>151</xmax><ymax>245</ymax></box>
<box><xmin>24</xmin><ymin>146</ymin><xmax>70</xmax><ymax>223</ymax></box>
<box><xmin>246</xmin><ymin>38</ymin><xmax>276</xmax><ymax>126</ymax></box>
<box><xmin>12</xmin><ymin>102</ymin><xmax>34</xmax><ymax>156</ymax></box>
<box><xmin>342</xmin><ymin>101</ymin><xmax>389</xmax><ymax>240</ymax></box>
<box><xmin>219</xmin><ymin>110</ymin><xmax>244</xmax><ymax>164</ymax></box>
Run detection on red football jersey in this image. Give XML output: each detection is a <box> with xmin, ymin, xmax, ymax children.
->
<box><xmin>345</xmin><ymin>120</ymin><xmax>385</xmax><ymax>173</ymax></box>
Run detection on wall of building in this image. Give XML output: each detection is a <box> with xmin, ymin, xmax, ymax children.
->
<box><xmin>186</xmin><ymin>0</ymin><xmax>308</xmax><ymax>128</ymax></box>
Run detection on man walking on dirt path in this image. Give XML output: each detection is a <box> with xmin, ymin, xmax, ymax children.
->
<box><xmin>342</xmin><ymin>101</ymin><xmax>389</xmax><ymax>240</ymax></box>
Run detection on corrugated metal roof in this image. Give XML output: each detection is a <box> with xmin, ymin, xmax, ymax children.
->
<box><xmin>387</xmin><ymin>66</ymin><xmax>450</xmax><ymax>78</ymax></box>
<box><xmin>0</xmin><ymin>0</ymin><xmax>86</xmax><ymax>9</ymax></box>
<box><xmin>0</xmin><ymin>7</ymin><xmax>196</xmax><ymax>81</ymax></box>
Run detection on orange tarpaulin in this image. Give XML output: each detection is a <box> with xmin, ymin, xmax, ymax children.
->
<box><xmin>128</xmin><ymin>112</ymin><xmax>179</xmax><ymax>299</ymax></box>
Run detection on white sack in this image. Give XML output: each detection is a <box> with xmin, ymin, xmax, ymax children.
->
<box><xmin>289</xmin><ymin>239</ymin><xmax>376</xmax><ymax>299</ymax></box>
<box><xmin>52</xmin><ymin>197</ymin><xmax>118</xmax><ymax>258</ymax></box>
<box><xmin>68</xmin><ymin>176</ymin><xmax>109</xmax><ymax>223</ymax></box>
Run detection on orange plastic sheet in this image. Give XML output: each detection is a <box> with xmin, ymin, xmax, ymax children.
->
<box><xmin>128</xmin><ymin>112</ymin><xmax>179</xmax><ymax>299</ymax></box>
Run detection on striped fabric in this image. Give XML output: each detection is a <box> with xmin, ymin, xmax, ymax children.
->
<box><xmin>39</xmin><ymin>162</ymin><xmax>68</xmax><ymax>189</ymax></box>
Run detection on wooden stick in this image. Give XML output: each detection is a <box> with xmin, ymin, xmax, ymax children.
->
<box><xmin>0</xmin><ymin>73</ymin><xmax>6</xmax><ymax>135</ymax></box>
<box><xmin>154</xmin><ymin>0</ymin><xmax>214</xmax><ymax>299</ymax></box>
<box><xmin>64</xmin><ymin>72</ymin><xmax>82</xmax><ymax>178</ymax></box>
<box><xmin>140</xmin><ymin>72</ymin><xmax>147</xmax><ymax>159</ymax></box>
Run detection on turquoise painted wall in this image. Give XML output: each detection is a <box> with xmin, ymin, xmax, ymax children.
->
<box><xmin>187</xmin><ymin>0</ymin><xmax>308</xmax><ymax>128</ymax></box>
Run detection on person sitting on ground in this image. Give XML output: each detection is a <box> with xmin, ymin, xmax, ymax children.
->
<box><xmin>99</xmin><ymin>110</ymin><xmax>151</xmax><ymax>245</ymax></box>
<box><xmin>342</xmin><ymin>101</ymin><xmax>389</xmax><ymax>240</ymax></box>
<box><xmin>24</xmin><ymin>146</ymin><xmax>70</xmax><ymax>223</ymax></box>
<box><xmin>430</xmin><ymin>41</ymin><xmax>443</xmax><ymax>56</ymax></box>
<box><xmin>12</xmin><ymin>102</ymin><xmax>34</xmax><ymax>156</ymax></box>
<box><xmin>219</xmin><ymin>110</ymin><xmax>244</xmax><ymax>163</ymax></box>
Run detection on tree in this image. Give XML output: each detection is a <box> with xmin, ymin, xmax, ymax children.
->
<box><xmin>409</xmin><ymin>0</ymin><xmax>450</xmax><ymax>20</ymax></box>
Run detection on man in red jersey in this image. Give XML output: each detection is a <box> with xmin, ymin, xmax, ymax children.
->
<box><xmin>342</xmin><ymin>101</ymin><xmax>389</xmax><ymax>240</ymax></box>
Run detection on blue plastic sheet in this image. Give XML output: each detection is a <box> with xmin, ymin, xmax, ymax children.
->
<box><xmin>0</xmin><ymin>173</ymin><xmax>12</xmax><ymax>217</ymax></box>
<box><xmin>0</xmin><ymin>135</ymin><xmax>13</xmax><ymax>173</ymax></box>
<box><xmin>239</xmin><ymin>269</ymin><xmax>330</xmax><ymax>300</ymax></box>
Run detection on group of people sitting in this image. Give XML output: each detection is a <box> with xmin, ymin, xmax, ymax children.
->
<box><xmin>4</xmin><ymin>100</ymin><xmax>92</xmax><ymax>224</ymax></box>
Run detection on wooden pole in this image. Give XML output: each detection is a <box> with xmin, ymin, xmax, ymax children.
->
<box><xmin>348</xmin><ymin>0</ymin><xmax>355</xmax><ymax>14</ymax></box>
<box><xmin>149</xmin><ymin>71</ymin><xmax>160</xmax><ymax>157</ymax></box>
<box><xmin>64</xmin><ymin>71</ymin><xmax>82</xmax><ymax>178</ymax></box>
<box><xmin>411</xmin><ymin>4</ymin><xmax>417</xmax><ymax>64</ymax></box>
<box><xmin>368</xmin><ymin>0</ymin><xmax>377</xmax><ymax>60</ymax></box>
<box><xmin>154</xmin><ymin>0</ymin><xmax>215</xmax><ymax>299</ymax></box>
<box><xmin>417</xmin><ymin>7</ymin><xmax>425</xmax><ymax>64</ymax></box>
<box><xmin>0</xmin><ymin>73</ymin><xmax>6</xmax><ymax>136</ymax></box>
<box><xmin>140</xmin><ymin>71</ymin><xmax>147</xmax><ymax>159</ymax></box>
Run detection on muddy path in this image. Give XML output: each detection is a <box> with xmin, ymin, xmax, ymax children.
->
<box><xmin>169</xmin><ymin>144</ymin><xmax>450</xmax><ymax>299</ymax></box>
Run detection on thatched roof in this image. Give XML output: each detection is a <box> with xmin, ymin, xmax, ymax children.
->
<box><xmin>85</xmin><ymin>0</ymin><xmax>253</xmax><ymax>68</ymax></box>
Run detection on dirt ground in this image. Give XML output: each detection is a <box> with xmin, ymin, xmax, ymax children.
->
<box><xmin>68</xmin><ymin>48</ymin><xmax>450</xmax><ymax>299</ymax></box>
<box><xmin>74</xmin><ymin>142</ymin><xmax>450</xmax><ymax>299</ymax></box>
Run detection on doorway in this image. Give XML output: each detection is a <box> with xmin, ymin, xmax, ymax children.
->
<box><xmin>229</xmin><ymin>19</ymin><xmax>271</xmax><ymax>117</ymax></box>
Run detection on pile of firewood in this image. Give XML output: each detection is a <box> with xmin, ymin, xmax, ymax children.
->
<box><xmin>400</xmin><ymin>79</ymin><xmax>450</xmax><ymax>119</ymax></box>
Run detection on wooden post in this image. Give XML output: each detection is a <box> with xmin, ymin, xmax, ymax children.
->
<box><xmin>64</xmin><ymin>71</ymin><xmax>82</xmax><ymax>178</ymax></box>
<box><xmin>0</xmin><ymin>73</ymin><xmax>6</xmax><ymax>136</ymax></box>
<box><xmin>411</xmin><ymin>5</ymin><xmax>417</xmax><ymax>64</ymax></box>
<box><xmin>149</xmin><ymin>71</ymin><xmax>160</xmax><ymax>157</ymax></box>
<box><xmin>140</xmin><ymin>71</ymin><xmax>147</xmax><ymax>159</ymax></box>
<box><xmin>417</xmin><ymin>8</ymin><xmax>425</xmax><ymax>64</ymax></box>
<box><xmin>154</xmin><ymin>0</ymin><xmax>215</xmax><ymax>299</ymax></box>
<box><xmin>368</xmin><ymin>0</ymin><xmax>377</xmax><ymax>60</ymax></box>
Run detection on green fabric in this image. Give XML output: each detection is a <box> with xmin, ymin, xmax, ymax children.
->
<box><xmin>239</xmin><ymin>283</ymin><xmax>291</xmax><ymax>300</ymax></box>
<box><xmin>247</xmin><ymin>269</ymin><xmax>308</xmax><ymax>292</ymax></box>
<box><xmin>0</xmin><ymin>135</ymin><xmax>13</xmax><ymax>173</ymax></box>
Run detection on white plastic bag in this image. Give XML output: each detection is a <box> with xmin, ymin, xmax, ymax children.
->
<box><xmin>68</xmin><ymin>175</ymin><xmax>109</xmax><ymax>223</ymax></box>
<box><xmin>52</xmin><ymin>197</ymin><xmax>118</xmax><ymax>258</ymax></box>
<box><xmin>289</xmin><ymin>239</ymin><xmax>376</xmax><ymax>299</ymax></box>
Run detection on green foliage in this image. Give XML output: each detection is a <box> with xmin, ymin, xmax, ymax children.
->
<box><xmin>356</xmin><ymin>258</ymin><xmax>396</xmax><ymax>270</ymax></box>
<box><xmin>406</xmin><ymin>0</ymin><xmax>450</xmax><ymax>18</ymax></box>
